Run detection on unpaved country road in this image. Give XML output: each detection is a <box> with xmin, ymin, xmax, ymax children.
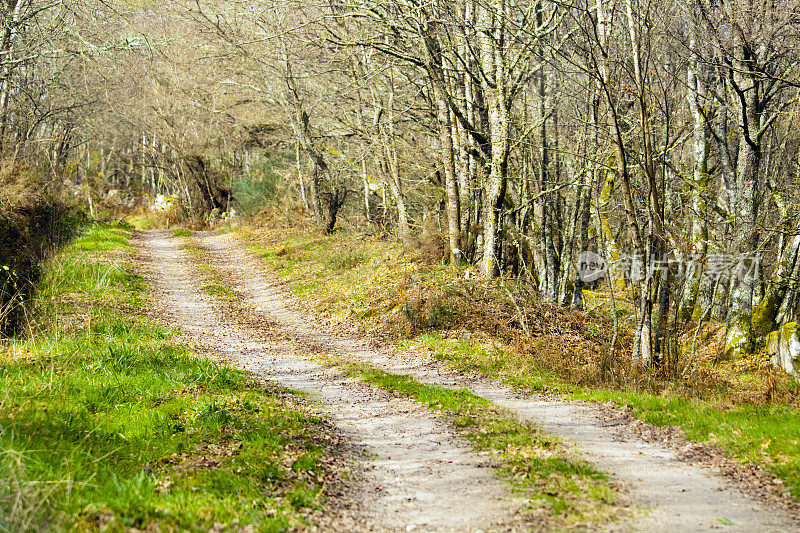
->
<box><xmin>188</xmin><ymin>230</ymin><xmax>800</xmax><ymax>533</ymax></box>
<box><xmin>137</xmin><ymin>230</ymin><xmax>522</xmax><ymax>533</ymax></box>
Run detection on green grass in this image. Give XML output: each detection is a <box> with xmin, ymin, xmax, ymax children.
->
<box><xmin>330</xmin><ymin>358</ymin><xmax>620</xmax><ymax>528</ymax></box>
<box><xmin>173</xmin><ymin>228</ymin><xmax>192</xmax><ymax>238</ymax></box>
<box><xmin>403</xmin><ymin>334</ymin><xmax>567</xmax><ymax>394</ymax></box>
<box><xmin>203</xmin><ymin>283</ymin><xmax>236</xmax><ymax>299</ymax></box>
<box><xmin>183</xmin><ymin>245</ymin><xmax>237</xmax><ymax>300</ymax></box>
<box><xmin>0</xmin><ymin>224</ymin><xmax>339</xmax><ymax>531</ymax></box>
<box><xmin>293</xmin><ymin>282</ymin><xmax>320</xmax><ymax>296</ymax></box>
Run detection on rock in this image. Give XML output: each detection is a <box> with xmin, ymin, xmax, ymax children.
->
<box><xmin>725</xmin><ymin>322</ymin><xmax>751</xmax><ymax>359</ymax></box>
<box><xmin>151</xmin><ymin>194</ymin><xmax>178</xmax><ymax>212</ymax></box>
<box><xmin>766</xmin><ymin>322</ymin><xmax>800</xmax><ymax>375</ymax></box>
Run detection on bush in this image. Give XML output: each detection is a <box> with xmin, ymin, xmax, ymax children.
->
<box><xmin>0</xmin><ymin>161</ymin><xmax>43</xmax><ymax>213</ymax></box>
<box><xmin>231</xmin><ymin>152</ymin><xmax>286</xmax><ymax>216</ymax></box>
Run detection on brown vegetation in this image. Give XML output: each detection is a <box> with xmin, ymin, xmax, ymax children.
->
<box><xmin>0</xmin><ymin>162</ymin><xmax>76</xmax><ymax>334</ymax></box>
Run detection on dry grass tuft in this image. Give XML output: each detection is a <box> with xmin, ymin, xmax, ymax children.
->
<box><xmin>410</xmin><ymin>224</ymin><xmax>449</xmax><ymax>265</ymax></box>
<box><xmin>0</xmin><ymin>161</ymin><xmax>45</xmax><ymax>218</ymax></box>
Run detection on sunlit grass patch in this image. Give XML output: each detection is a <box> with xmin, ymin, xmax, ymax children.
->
<box><xmin>203</xmin><ymin>282</ymin><xmax>236</xmax><ymax>299</ymax></box>
<box><xmin>404</xmin><ymin>333</ymin><xmax>567</xmax><ymax>393</ymax></box>
<box><xmin>0</xmin><ymin>224</ymin><xmax>341</xmax><ymax>531</ymax></box>
<box><xmin>72</xmin><ymin>225</ymin><xmax>131</xmax><ymax>253</ymax></box>
<box><xmin>238</xmin><ymin>227</ymin><xmax>419</xmax><ymax>327</ymax></box>
<box><xmin>35</xmin><ymin>226</ymin><xmax>148</xmax><ymax>318</ymax></box>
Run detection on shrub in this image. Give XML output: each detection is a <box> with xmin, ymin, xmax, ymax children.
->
<box><xmin>232</xmin><ymin>152</ymin><xmax>286</xmax><ymax>216</ymax></box>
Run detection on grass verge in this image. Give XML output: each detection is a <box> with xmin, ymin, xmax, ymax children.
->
<box><xmin>0</xmin><ymin>224</ymin><xmax>342</xmax><ymax>531</ymax></box>
<box><xmin>185</xmin><ymin>244</ymin><xmax>237</xmax><ymax>300</ymax></box>
<box><xmin>407</xmin><ymin>334</ymin><xmax>800</xmax><ymax>499</ymax></box>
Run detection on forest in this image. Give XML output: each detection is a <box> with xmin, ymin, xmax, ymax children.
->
<box><xmin>0</xmin><ymin>0</ymin><xmax>800</xmax><ymax>382</ymax></box>
<box><xmin>4</xmin><ymin>0</ymin><xmax>800</xmax><ymax>369</ymax></box>
<box><xmin>3</xmin><ymin>0</ymin><xmax>800</xmax><ymax>530</ymax></box>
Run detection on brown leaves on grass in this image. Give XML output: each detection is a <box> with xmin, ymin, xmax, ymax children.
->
<box><xmin>158</xmin><ymin>441</ymin><xmax>242</xmax><ymax>476</ymax></box>
<box><xmin>394</xmin><ymin>273</ymin><xmax>621</xmax><ymax>385</ymax></box>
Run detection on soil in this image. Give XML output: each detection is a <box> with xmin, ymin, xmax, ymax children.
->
<box><xmin>188</xmin><ymin>230</ymin><xmax>800</xmax><ymax>533</ymax></box>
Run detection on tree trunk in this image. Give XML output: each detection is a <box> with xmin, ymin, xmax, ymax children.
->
<box><xmin>681</xmin><ymin>19</ymin><xmax>711</xmax><ymax>321</ymax></box>
<box><xmin>381</xmin><ymin>86</ymin><xmax>411</xmax><ymax>238</ymax></box>
<box><xmin>296</xmin><ymin>139</ymin><xmax>310</xmax><ymax>213</ymax></box>
<box><xmin>479</xmin><ymin>0</ymin><xmax>510</xmax><ymax>278</ymax></box>
<box><xmin>752</xmin><ymin>234</ymin><xmax>800</xmax><ymax>335</ymax></box>
<box><xmin>725</xmin><ymin>70</ymin><xmax>762</xmax><ymax>357</ymax></box>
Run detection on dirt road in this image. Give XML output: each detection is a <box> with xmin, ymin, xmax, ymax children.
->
<box><xmin>138</xmin><ymin>230</ymin><xmax>799</xmax><ymax>532</ymax></box>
